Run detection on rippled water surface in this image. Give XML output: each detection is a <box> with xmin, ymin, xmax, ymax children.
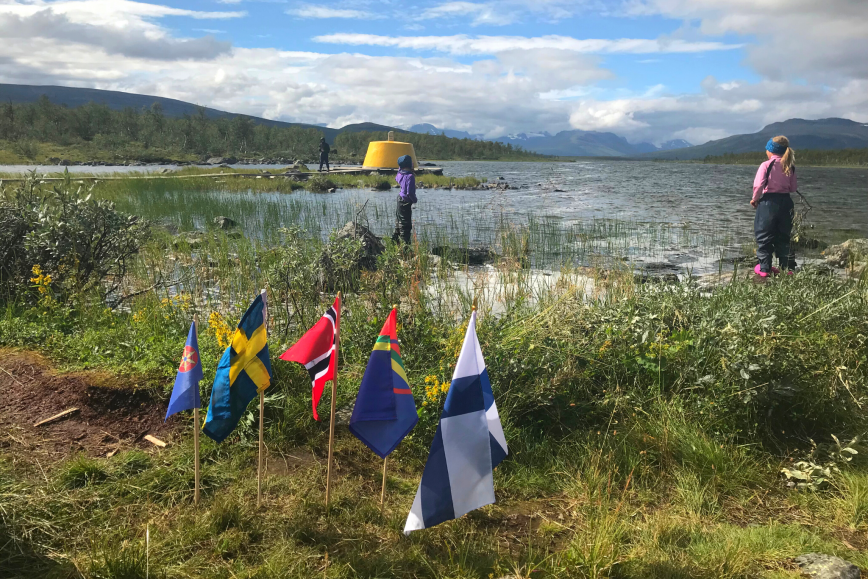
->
<box><xmin>3</xmin><ymin>160</ymin><xmax>865</xmax><ymax>274</ymax></box>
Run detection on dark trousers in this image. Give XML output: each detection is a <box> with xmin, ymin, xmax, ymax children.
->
<box><xmin>392</xmin><ymin>198</ymin><xmax>413</xmax><ymax>244</ymax></box>
<box><xmin>754</xmin><ymin>193</ymin><xmax>794</xmax><ymax>272</ymax></box>
<box><xmin>319</xmin><ymin>152</ymin><xmax>329</xmax><ymax>172</ymax></box>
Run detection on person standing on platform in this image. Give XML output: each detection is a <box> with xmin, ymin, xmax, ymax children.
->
<box><xmin>319</xmin><ymin>137</ymin><xmax>331</xmax><ymax>172</ymax></box>
<box><xmin>392</xmin><ymin>155</ymin><xmax>417</xmax><ymax>245</ymax></box>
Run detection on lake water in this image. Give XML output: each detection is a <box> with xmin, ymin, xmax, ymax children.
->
<box><xmin>3</xmin><ymin>160</ymin><xmax>865</xmax><ymax>275</ymax></box>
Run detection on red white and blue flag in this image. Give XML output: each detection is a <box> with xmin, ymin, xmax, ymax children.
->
<box><xmin>280</xmin><ymin>296</ymin><xmax>340</xmax><ymax>420</ymax></box>
<box><xmin>165</xmin><ymin>321</ymin><xmax>203</xmax><ymax>421</ymax></box>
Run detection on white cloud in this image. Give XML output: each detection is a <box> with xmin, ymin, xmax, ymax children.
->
<box><xmin>288</xmin><ymin>5</ymin><xmax>378</xmax><ymax>19</ymax></box>
<box><xmin>421</xmin><ymin>2</ymin><xmax>516</xmax><ymax>26</ymax></box>
<box><xmin>568</xmin><ymin>76</ymin><xmax>868</xmax><ymax>144</ymax></box>
<box><xmin>314</xmin><ymin>33</ymin><xmax>743</xmax><ymax>55</ymax></box>
<box><xmin>629</xmin><ymin>0</ymin><xmax>868</xmax><ymax>82</ymax></box>
<box><xmin>0</xmin><ymin>8</ymin><xmax>233</xmax><ymax>60</ymax></box>
<box><xmin>0</xmin><ymin>0</ymin><xmax>865</xmax><ymax>146</ymax></box>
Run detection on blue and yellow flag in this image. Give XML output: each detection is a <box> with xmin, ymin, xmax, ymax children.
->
<box><xmin>203</xmin><ymin>293</ymin><xmax>271</xmax><ymax>443</ymax></box>
<box><xmin>349</xmin><ymin>308</ymin><xmax>418</xmax><ymax>459</ymax></box>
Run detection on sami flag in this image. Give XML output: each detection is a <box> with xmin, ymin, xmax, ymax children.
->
<box><xmin>203</xmin><ymin>293</ymin><xmax>272</xmax><ymax>443</ymax></box>
<box><xmin>404</xmin><ymin>310</ymin><xmax>507</xmax><ymax>534</ymax></box>
<box><xmin>349</xmin><ymin>308</ymin><xmax>418</xmax><ymax>459</ymax></box>
<box><xmin>165</xmin><ymin>322</ymin><xmax>203</xmax><ymax>421</ymax></box>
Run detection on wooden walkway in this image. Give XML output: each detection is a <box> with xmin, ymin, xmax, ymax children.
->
<box><xmin>0</xmin><ymin>166</ymin><xmax>444</xmax><ymax>183</ymax></box>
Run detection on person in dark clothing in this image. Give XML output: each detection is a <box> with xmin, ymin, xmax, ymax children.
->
<box><xmin>751</xmin><ymin>135</ymin><xmax>798</xmax><ymax>277</ymax></box>
<box><xmin>392</xmin><ymin>155</ymin><xmax>417</xmax><ymax>245</ymax></box>
<box><xmin>319</xmin><ymin>137</ymin><xmax>330</xmax><ymax>172</ymax></box>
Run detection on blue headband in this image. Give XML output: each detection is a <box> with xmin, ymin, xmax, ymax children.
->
<box><xmin>766</xmin><ymin>139</ymin><xmax>787</xmax><ymax>156</ymax></box>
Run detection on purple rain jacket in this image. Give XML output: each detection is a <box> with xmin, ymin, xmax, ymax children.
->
<box><xmin>396</xmin><ymin>170</ymin><xmax>417</xmax><ymax>204</ymax></box>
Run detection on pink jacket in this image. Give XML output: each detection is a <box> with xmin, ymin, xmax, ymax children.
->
<box><xmin>752</xmin><ymin>155</ymin><xmax>797</xmax><ymax>202</ymax></box>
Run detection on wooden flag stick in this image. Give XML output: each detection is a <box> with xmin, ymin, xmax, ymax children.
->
<box><xmin>379</xmin><ymin>304</ymin><xmax>397</xmax><ymax>510</ymax></box>
<box><xmin>257</xmin><ymin>390</ymin><xmax>264</xmax><ymax>507</ymax></box>
<box><xmin>193</xmin><ymin>315</ymin><xmax>201</xmax><ymax>506</ymax></box>
<box><xmin>258</xmin><ymin>289</ymin><xmax>267</xmax><ymax>508</ymax></box>
<box><xmin>325</xmin><ymin>291</ymin><xmax>342</xmax><ymax>509</ymax></box>
<box><xmin>380</xmin><ymin>457</ymin><xmax>388</xmax><ymax>508</ymax></box>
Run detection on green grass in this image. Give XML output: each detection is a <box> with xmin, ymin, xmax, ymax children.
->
<box><xmin>2</xmin><ymin>175</ymin><xmax>867</xmax><ymax>578</ymax></box>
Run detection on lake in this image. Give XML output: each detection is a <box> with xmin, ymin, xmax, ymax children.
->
<box><xmin>3</xmin><ymin>160</ymin><xmax>865</xmax><ymax>275</ymax></box>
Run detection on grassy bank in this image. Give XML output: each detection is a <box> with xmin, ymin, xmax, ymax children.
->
<box><xmin>2</xmin><ymin>176</ymin><xmax>868</xmax><ymax>578</ymax></box>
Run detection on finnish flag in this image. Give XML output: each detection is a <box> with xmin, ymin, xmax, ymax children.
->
<box><xmin>404</xmin><ymin>310</ymin><xmax>508</xmax><ymax>534</ymax></box>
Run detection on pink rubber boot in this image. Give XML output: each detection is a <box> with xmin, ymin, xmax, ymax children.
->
<box><xmin>754</xmin><ymin>264</ymin><xmax>769</xmax><ymax>278</ymax></box>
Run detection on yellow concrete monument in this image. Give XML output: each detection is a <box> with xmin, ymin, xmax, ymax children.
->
<box><xmin>362</xmin><ymin>131</ymin><xmax>418</xmax><ymax>169</ymax></box>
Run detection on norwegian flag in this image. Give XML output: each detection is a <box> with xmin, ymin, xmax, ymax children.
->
<box><xmin>280</xmin><ymin>296</ymin><xmax>340</xmax><ymax>420</ymax></box>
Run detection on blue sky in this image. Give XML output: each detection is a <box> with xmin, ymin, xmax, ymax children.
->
<box><xmin>0</xmin><ymin>0</ymin><xmax>865</xmax><ymax>144</ymax></box>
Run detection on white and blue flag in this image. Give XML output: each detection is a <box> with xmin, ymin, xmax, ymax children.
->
<box><xmin>404</xmin><ymin>310</ymin><xmax>508</xmax><ymax>534</ymax></box>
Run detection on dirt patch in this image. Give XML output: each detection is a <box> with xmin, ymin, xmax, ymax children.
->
<box><xmin>0</xmin><ymin>350</ymin><xmax>176</xmax><ymax>460</ymax></box>
<box><xmin>266</xmin><ymin>448</ymin><xmax>320</xmax><ymax>477</ymax></box>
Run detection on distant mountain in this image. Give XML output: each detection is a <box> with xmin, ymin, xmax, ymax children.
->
<box><xmin>491</xmin><ymin>129</ymin><xmax>683</xmax><ymax>157</ymax></box>
<box><xmin>409</xmin><ymin>123</ymin><xmax>483</xmax><ymax>140</ymax></box>
<box><xmin>659</xmin><ymin>139</ymin><xmax>692</xmax><ymax>151</ymax></box>
<box><xmin>0</xmin><ymin>84</ymin><xmax>398</xmax><ymax>143</ymax></box>
<box><xmin>642</xmin><ymin>118</ymin><xmax>868</xmax><ymax>160</ymax></box>
<box><xmin>409</xmin><ymin>124</ymin><xmax>694</xmax><ymax>156</ymax></box>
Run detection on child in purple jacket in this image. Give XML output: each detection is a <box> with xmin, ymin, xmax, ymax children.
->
<box><xmin>752</xmin><ymin>136</ymin><xmax>798</xmax><ymax>277</ymax></box>
<box><xmin>392</xmin><ymin>155</ymin><xmax>417</xmax><ymax>245</ymax></box>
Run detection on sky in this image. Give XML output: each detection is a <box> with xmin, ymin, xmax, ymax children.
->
<box><xmin>0</xmin><ymin>0</ymin><xmax>866</xmax><ymax>145</ymax></box>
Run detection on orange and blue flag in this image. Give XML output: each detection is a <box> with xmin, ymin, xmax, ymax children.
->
<box><xmin>349</xmin><ymin>308</ymin><xmax>418</xmax><ymax>459</ymax></box>
<box><xmin>165</xmin><ymin>321</ymin><xmax>203</xmax><ymax>421</ymax></box>
<box><xmin>203</xmin><ymin>293</ymin><xmax>271</xmax><ymax>443</ymax></box>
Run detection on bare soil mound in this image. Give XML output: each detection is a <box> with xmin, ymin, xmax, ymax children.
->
<box><xmin>0</xmin><ymin>350</ymin><xmax>175</xmax><ymax>459</ymax></box>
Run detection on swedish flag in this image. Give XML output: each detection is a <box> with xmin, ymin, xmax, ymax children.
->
<box><xmin>203</xmin><ymin>293</ymin><xmax>271</xmax><ymax>443</ymax></box>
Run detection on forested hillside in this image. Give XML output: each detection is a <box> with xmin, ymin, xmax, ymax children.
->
<box><xmin>697</xmin><ymin>148</ymin><xmax>868</xmax><ymax>166</ymax></box>
<box><xmin>335</xmin><ymin>130</ymin><xmax>542</xmax><ymax>161</ymax></box>
<box><xmin>0</xmin><ymin>97</ymin><xmax>541</xmax><ymax>163</ymax></box>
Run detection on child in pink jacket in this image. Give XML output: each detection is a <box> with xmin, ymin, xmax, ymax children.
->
<box><xmin>751</xmin><ymin>136</ymin><xmax>798</xmax><ymax>277</ymax></box>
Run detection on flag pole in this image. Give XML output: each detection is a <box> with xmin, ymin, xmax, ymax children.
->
<box><xmin>193</xmin><ymin>315</ymin><xmax>201</xmax><ymax>506</ymax></box>
<box><xmin>379</xmin><ymin>303</ymin><xmax>397</xmax><ymax>510</ymax></box>
<box><xmin>325</xmin><ymin>291</ymin><xmax>341</xmax><ymax>508</ymax></box>
<box><xmin>258</xmin><ymin>289</ymin><xmax>267</xmax><ymax>508</ymax></box>
<box><xmin>380</xmin><ymin>456</ymin><xmax>388</xmax><ymax>508</ymax></box>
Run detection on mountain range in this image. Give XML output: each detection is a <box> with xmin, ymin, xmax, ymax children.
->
<box><xmin>409</xmin><ymin>122</ymin><xmax>692</xmax><ymax>156</ymax></box>
<box><xmin>2</xmin><ymin>84</ymin><xmax>866</xmax><ymax>158</ymax></box>
<box><xmin>639</xmin><ymin>118</ymin><xmax>868</xmax><ymax>159</ymax></box>
<box><xmin>0</xmin><ymin>83</ymin><xmax>396</xmax><ymax>143</ymax></box>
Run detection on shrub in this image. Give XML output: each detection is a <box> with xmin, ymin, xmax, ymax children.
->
<box><xmin>306</xmin><ymin>175</ymin><xmax>335</xmax><ymax>193</ymax></box>
<box><xmin>0</xmin><ymin>172</ymin><xmax>150</xmax><ymax>304</ymax></box>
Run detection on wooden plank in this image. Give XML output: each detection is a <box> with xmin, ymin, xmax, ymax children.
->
<box><xmin>34</xmin><ymin>407</ymin><xmax>79</xmax><ymax>427</ymax></box>
<box><xmin>144</xmin><ymin>434</ymin><xmax>167</xmax><ymax>448</ymax></box>
<box><xmin>0</xmin><ymin>166</ymin><xmax>443</xmax><ymax>183</ymax></box>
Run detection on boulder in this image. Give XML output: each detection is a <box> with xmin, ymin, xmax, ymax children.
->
<box><xmin>823</xmin><ymin>239</ymin><xmax>868</xmax><ymax>267</ymax></box>
<box><xmin>205</xmin><ymin>157</ymin><xmax>224</xmax><ymax>165</ymax></box>
<box><xmin>45</xmin><ymin>157</ymin><xmax>61</xmax><ymax>164</ymax></box>
<box><xmin>795</xmin><ymin>554</ymin><xmax>861</xmax><ymax>579</ymax></box>
<box><xmin>213</xmin><ymin>216</ymin><xmax>238</xmax><ymax>230</ymax></box>
<box><xmin>431</xmin><ymin>245</ymin><xmax>498</xmax><ymax>266</ymax></box>
<box><xmin>321</xmin><ymin>222</ymin><xmax>385</xmax><ymax>279</ymax></box>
